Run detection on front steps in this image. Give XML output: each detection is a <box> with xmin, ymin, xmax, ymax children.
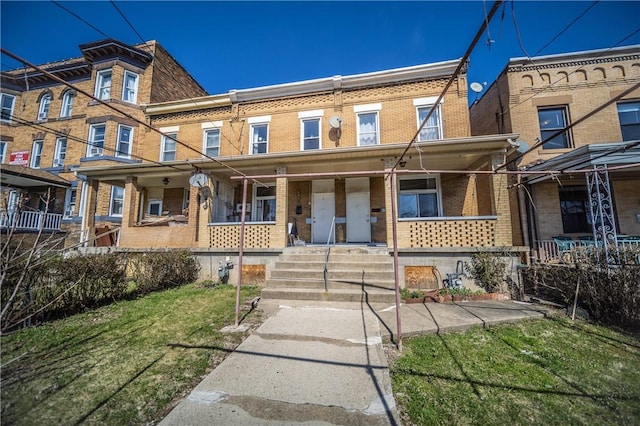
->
<box><xmin>261</xmin><ymin>246</ymin><xmax>396</xmax><ymax>303</ymax></box>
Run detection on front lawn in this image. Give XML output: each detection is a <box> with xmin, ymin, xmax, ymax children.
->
<box><xmin>1</xmin><ymin>283</ymin><xmax>262</xmax><ymax>425</ymax></box>
<box><xmin>391</xmin><ymin>318</ymin><xmax>640</xmax><ymax>425</ymax></box>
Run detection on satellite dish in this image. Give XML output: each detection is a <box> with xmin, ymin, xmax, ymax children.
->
<box><xmin>470</xmin><ymin>82</ymin><xmax>484</xmax><ymax>93</ymax></box>
<box><xmin>189</xmin><ymin>173</ymin><xmax>208</xmax><ymax>187</ymax></box>
<box><xmin>329</xmin><ymin>116</ymin><xmax>342</xmax><ymax>129</ymax></box>
<box><xmin>516</xmin><ymin>140</ymin><xmax>530</xmax><ymax>154</ymax></box>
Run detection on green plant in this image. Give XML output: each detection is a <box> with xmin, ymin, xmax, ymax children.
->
<box><xmin>465</xmin><ymin>251</ymin><xmax>508</xmax><ymax>293</ymax></box>
<box><xmin>438</xmin><ymin>287</ymin><xmax>483</xmax><ymax>296</ymax></box>
<box><xmin>400</xmin><ymin>287</ymin><xmax>425</xmax><ymax>299</ymax></box>
<box><xmin>128</xmin><ymin>250</ymin><xmax>201</xmax><ymax>295</ymax></box>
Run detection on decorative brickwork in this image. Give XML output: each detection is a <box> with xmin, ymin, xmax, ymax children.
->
<box><xmin>209</xmin><ymin>224</ymin><xmax>275</xmax><ymax>248</ymax></box>
<box><xmin>401</xmin><ymin>219</ymin><xmax>497</xmax><ymax>248</ymax></box>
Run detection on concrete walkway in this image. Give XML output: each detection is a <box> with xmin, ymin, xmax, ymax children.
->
<box><xmin>160</xmin><ymin>299</ymin><xmax>557</xmax><ymax>425</ymax></box>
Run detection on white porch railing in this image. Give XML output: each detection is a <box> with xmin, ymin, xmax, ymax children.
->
<box><xmin>533</xmin><ymin>239</ymin><xmax>640</xmax><ymax>263</ymax></box>
<box><xmin>0</xmin><ymin>211</ymin><xmax>63</xmax><ymax>232</ymax></box>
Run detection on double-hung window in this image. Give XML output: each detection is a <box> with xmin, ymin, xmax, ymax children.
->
<box><xmin>0</xmin><ymin>141</ymin><xmax>6</xmax><ymax>163</ymax></box>
<box><xmin>88</xmin><ymin>124</ymin><xmax>105</xmax><ymax>157</ymax></box>
<box><xmin>398</xmin><ymin>176</ymin><xmax>441</xmax><ymax>219</ymax></box>
<box><xmin>109</xmin><ymin>186</ymin><xmax>124</xmax><ymax>216</ymax></box>
<box><xmin>414</xmin><ymin>97</ymin><xmax>443</xmax><ymax>141</ymax></box>
<box><xmin>122</xmin><ymin>71</ymin><xmax>139</xmax><ymax>103</ymax></box>
<box><xmin>1</xmin><ymin>93</ymin><xmax>15</xmax><ymax>122</ymax></box>
<box><xmin>203</xmin><ymin>126</ymin><xmax>221</xmax><ymax>157</ymax></box>
<box><xmin>617</xmin><ymin>101</ymin><xmax>640</xmax><ymax>141</ymax></box>
<box><xmin>60</xmin><ymin>91</ymin><xmax>74</xmax><ymax>118</ymax></box>
<box><xmin>299</xmin><ymin>110</ymin><xmax>323</xmax><ymax>150</ymax></box>
<box><xmin>54</xmin><ymin>137</ymin><xmax>67</xmax><ymax>167</ymax></box>
<box><xmin>116</xmin><ymin>125</ymin><xmax>133</xmax><ymax>158</ymax></box>
<box><xmin>355</xmin><ymin>104</ymin><xmax>381</xmax><ymax>146</ymax></box>
<box><xmin>249</xmin><ymin>116</ymin><xmax>270</xmax><ymax>154</ymax></box>
<box><xmin>64</xmin><ymin>188</ymin><xmax>77</xmax><ymax>218</ymax></box>
<box><xmin>254</xmin><ymin>184</ymin><xmax>276</xmax><ymax>222</ymax></box>
<box><xmin>538</xmin><ymin>106</ymin><xmax>572</xmax><ymax>149</ymax></box>
<box><xmin>38</xmin><ymin>93</ymin><xmax>51</xmax><ymax>121</ymax></box>
<box><xmin>161</xmin><ymin>133</ymin><xmax>177</xmax><ymax>161</ymax></box>
<box><xmin>559</xmin><ymin>187</ymin><xmax>592</xmax><ymax>233</ymax></box>
<box><xmin>95</xmin><ymin>69</ymin><xmax>112</xmax><ymax>100</ymax></box>
<box><xmin>31</xmin><ymin>140</ymin><xmax>44</xmax><ymax>168</ymax></box>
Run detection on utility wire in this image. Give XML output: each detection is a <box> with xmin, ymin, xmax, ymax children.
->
<box><xmin>51</xmin><ymin>1</ymin><xmax>110</xmax><ymax>39</ymax></box>
<box><xmin>391</xmin><ymin>0</ymin><xmax>504</xmax><ymax>172</ymax></box>
<box><xmin>533</xmin><ymin>0</ymin><xmax>599</xmax><ymax>56</ymax></box>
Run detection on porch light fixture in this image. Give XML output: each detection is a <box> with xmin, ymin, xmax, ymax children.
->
<box><xmin>162</xmin><ymin>177</ymin><xmax>170</xmax><ymax>186</ymax></box>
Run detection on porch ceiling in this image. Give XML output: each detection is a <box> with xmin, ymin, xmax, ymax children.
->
<box><xmin>77</xmin><ymin>134</ymin><xmax>517</xmax><ymax>186</ymax></box>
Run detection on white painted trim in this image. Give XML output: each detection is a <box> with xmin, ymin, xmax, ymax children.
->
<box><xmin>353</xmin><ymin>103</ymin><xmax>382</xmax><ymax>113</ymax></box>
<box><xmin>300</xmin><ymin>117</ymin><xmax>322</xmax><ymax>151</ymax></box>
<box><xmin>159</xmin><ymin>126</ymin><xmax>180</xmax><ymax>133</ymax></box>
<box><xmin>413</xmin><ymin>96</ymin><xmax>444</xmax><ymax>106</ymax></box>
<box><xmin>201</xmin><ymin>121</ymin><xmax>223</xmax><ymax>129</ymax></box>
<box><xmin>248</xmin><ymin>115</ymin><xmax>272</xmax><ymax>124</ymax></box>
<box><xmin>298</xmin><ymin>109</ymin><xmax>324</xmax><ymax>119</ymax></box>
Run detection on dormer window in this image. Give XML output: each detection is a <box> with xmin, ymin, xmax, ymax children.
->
<box><xmin>60</xmin><ymin>91</ymin><xmax>75</xmax><ymax>118</ymax></box>
<box><xmin>95</xmin><ymin>70</ymin><xmax>112</xmax><ymax>100</ymax></box>
<box><xmin>122</xmin><ymin>71</ymin><xmax>139</xmax><ymax>103</ymax></box>
<box><xmin>38</xmin><ymin>93</ymin><xmax>51</xmax><ymax>121</ymax></box>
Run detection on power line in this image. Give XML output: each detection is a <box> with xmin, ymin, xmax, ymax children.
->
<box><xmin>533</xmin><ymin>0</ymin><xmax>599</xmax><ymax>57</ymax></box>
<box><xmin>51</xmin><ymin>1</ymin><xmax>110</xmax><ymax>39</ymax></box>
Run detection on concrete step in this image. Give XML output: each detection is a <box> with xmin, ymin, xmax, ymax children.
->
<box><xmin>280</xmin><ymin>253</ymin><xmax>393</xmax><ymax>264</ymax></box>
<box><xmin>264</xmin><ymin>277</ymin><xmax>395</xmax><ymax>291</ymax></box>
<box><xmin>269</xmin><ymin>269</ymin><xmax>395</xmax><ymax>282</ymax></box>
<box><xmin>273</xmin><ymin>260</ymin><xmax>393</xmax><ymax>271</ymax></box>
<box><xmin>283</xmin><ymin>246</ymin><xmax>389</xmax><ymax>256</ymax></box>
<box><xmin>261</xmin><ymin>287</ymin><xmax>396</xmax><ymax>303</ymax></box>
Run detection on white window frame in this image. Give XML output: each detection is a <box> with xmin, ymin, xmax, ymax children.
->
<box><xmin>38</xmin><ymin>93</ymin><xmax>51</xmax><ymax>121</ymax></box>
<box><xmin>397</xmin><ymin>175</ymin><xmax>443</xmax><ymax>219</ymax></box>
<box><xmin>64</xmin><ymin>188</ymin><xmax>77</xmax><ymax>218</ymax></box>
<box><xmin>147</xmin><ymin>199</ymin><xmax>163</xmax><ymax>216</ymax></box>
<box><xmin>87</xmin><ymin>124</ymin><xmax>106</xmax><ymax>157</ymax></box>
<box><xmin>31</xmin><ymin>140</ymin><xmax>44</xmax><ymax>168</ymax></box>
<box><xmin>248</xmin><ymin>116</ymin><xmax>271</xmax><ymax>155</ymax></box>
<box><xmin>116</xmin><ymin>124</ymin><xmax>133</xmax><ymax>158</ymax></box>
<box><xmin>95</xmin><ymin>69</ymin><xmax>112</xmax><ymax>100</ymax></box>
<box><xmin>299</xmin><ymin>110</ymin><xmax>323</xmax><ymax>151</ymax></box>
<box><xmin>0</xmin><ymin>141</ymin><xmax>6</xmax><ymax>163</ymax></box>
<box><xmin>54</xmin><ymin>137</ymin><xmax>67</xmax><ymax>167</ymax></box>
<box><xmin>414</xmin><ymin>97</ymin><xmax>444</xmax><ymax>141</ymax></box>
<box><xmin>354</xmin><ymin>104</ymin><xmax>381</xmax><ymax>147</ymax></box>
<box><xmin>202</xmin><ymin>123</ymin><xmax>221</xmax><ymax>157</ymax></box>
<box><xmin>161</xmin><ymin>132</ymin><xmax>177</xmax><ymax>161</ymax></box>
<box><xmin>1</xmin><ymin>93</ymin><xmax>15</xmax><ymax>122</ymax></box>
<box><xmin>60</xmin><ymin>91</ymin><xmax>74</xmax><ymax>118</ymax></box>
<box><xmin>109</xmin><ymin>186</ymin><xmax>125</xmax><ymax>217</ymax></box>
<box><xmin>253</xmin><ymin>184</ymin><xmax>277</xmax><ymax>222</ymax></box>
<box><xmin>122</xmin><ymin>70</ymin><xmax>139</xmax><ymax>103</ymax></box>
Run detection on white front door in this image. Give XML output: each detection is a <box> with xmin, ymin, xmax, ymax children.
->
<box><xmin>312</xmin><ymin>192</ymin><xmax>335</xmax><ymax>243</ymax></box>
<box><xmin>346</xmin><ymin>192</ymin><xmax>371</xmax><ymax>243</ymax></box>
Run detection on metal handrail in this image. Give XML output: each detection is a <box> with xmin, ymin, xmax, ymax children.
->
<box><xmin>323</xmin><ymin>216</ymin><xmax>336</xmax><ymax>292</ymax></box>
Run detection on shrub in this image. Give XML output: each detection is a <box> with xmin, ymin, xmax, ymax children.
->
<box><xmin>128</xmin><ymin>250</ymin><xmax>200</xmax><ymax>295</ymax></box>
<box><xmin>465</xmin><ymin>251</ymin><xmax>508</xmax><ymax>293</ymax></box>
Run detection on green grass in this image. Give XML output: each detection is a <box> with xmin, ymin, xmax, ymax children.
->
<box><xmin>391</xmin><ymin>318</ymin><xmax>640</xmax><ymax>426</ymax></box>
<box><xmin>1</xmin><ymin>283</ymin><xmax>262</xmax><ymax>425</ymax></box>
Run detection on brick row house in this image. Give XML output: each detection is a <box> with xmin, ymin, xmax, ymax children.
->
<box><xmin>470</xmin><ymin>45</ymin><xmax>640</xmax><ymax>262</ymax></box>
<box><xmin>0</xmin><ymin>39</ymin><xmax>207</xmax><ymax>243</ymax></box>
<box><xmin>75</xmin><ymin>49</ymin><xmax>519</xmax><ymax>292</ymax></box>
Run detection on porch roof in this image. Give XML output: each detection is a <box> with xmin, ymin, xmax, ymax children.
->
<box><xmin>525</xmin><ymin>140</ymin><xmax>640</xmax><ymax>184</ymax></box>
<box><xmin>0</xmin><ymin>164</ymin><xmax>71</xmax><ymax>188</ymax></box>
<box><xmin>76</xmin><ymin>134</ymin><xmax>518</xmax><ymax>188</ymax></box>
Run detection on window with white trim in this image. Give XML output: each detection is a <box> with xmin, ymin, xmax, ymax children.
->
<box><xmin>60</xmin><ymin>91</ymin><xmax>74</xmax><ymax>118</ymax></box>
<box><xmin>250</xmin><ymin>123</ymin><xmax>269</xmax><ymax>154</ymax></box>
<box><xmin>116</xmin><ymin>125</ymin><xmax>133</xmax><ymax>158</ymax></box>
<box><xmin>398</xmin><ymin>176</ymin><xmax>442</xmax><ymax>218</ymax></box>
<box><xmin>416</xmin><ymin>105</ymin><xmax>443</xmax><ymax>141</ymax></box>
<box><xmin>109</xmin><ymin>186</ymin><xmax>124</xmax><ymax>216</ymax></box>
<box><xmin>618</xmin><ymin>101</ymin><xmax>640</xmax><ymax>141</ymax></box>
<box><xmin>147</xmin><ymin>199</ymin><xmax>163</xmax><ymax>216</ymax></box>
<box><xmin>357</xmin><ymin>111</ymin><xmax>379</xmax><ymax>146</ymax></box>
<box><xmin>254</xmin><ymin>184</ymin><xmax>276</xmax><ymax>222</ymax></box>
<box><xmin>301</xmin><ymin>118</ymin><xmax>321</xmax><ymax>150</ymax></box>
<box><xmin>54</xmin><ymin>137</ymin><xmax>67</xmax><ymax>167</ymax></box>
<box><xmin>122</xmin><ymin>71</ymin><xmax>139</xmax><ymax>103</ymax></box>
<box><xmin>64</xmin><ymin>188</ymin><xmax>77</xmax><ymax>218</ymax></box>
<box><xmin>1</xmin><ymin>93</ymin><xmax>15</xmax><ymax>122</ymax></box>
<box><xmin>204</xmin><ymin>128</ymin><xmax>220</xmax><ymax>157</ymax></box>
<box><xmin>538</xmin><ymin>106</ymin><xmax>572</xmax><ymax>149</ymax></box>
<box><xmin>161</xmin><ymin>132</ymin><xmax>177</xmax><ymax>161</ymax></box>
<box><xmin>31</xmin><ymin>140</ymin><xmax>44</xmax><ymax>168</ymax></box>
<box><xmin>95</xmin><ymin>69</ymin><xmax>112</xmax><ymax>100</ymax></box>
<box><xmin>38</xmin><ymin>93</ymin><xmax>51</xmax><ymax>121</ymax></box>
<box><xmin>0</xmin><ymin>141</ymin><xmax>6</xmax><ymax>163</ymax></box>
<box><xmin>88</xmin><ymin>124</ymin><xmax>105</xmax><ymax>157</ymax></box>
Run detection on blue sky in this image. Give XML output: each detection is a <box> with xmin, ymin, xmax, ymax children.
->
<box><xmin>2</xmin><ymin>1</ymin><xmax>640</xmax><ymax>101</ymax></box>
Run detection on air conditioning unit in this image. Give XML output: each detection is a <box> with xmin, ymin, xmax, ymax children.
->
<box><xmin>38</xmin><ymin>112</ymin><xmax>48</xmax><ymax>121</ymax></box>
<box><xmin>89</xmin><ymin>147</ymin><xmax>102</xmax><ymax>156</ymax></box>
<box><xmin>53</xmin><ymin>159</ymin><xmax>64</xmax><ymax>167</ymax></box>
